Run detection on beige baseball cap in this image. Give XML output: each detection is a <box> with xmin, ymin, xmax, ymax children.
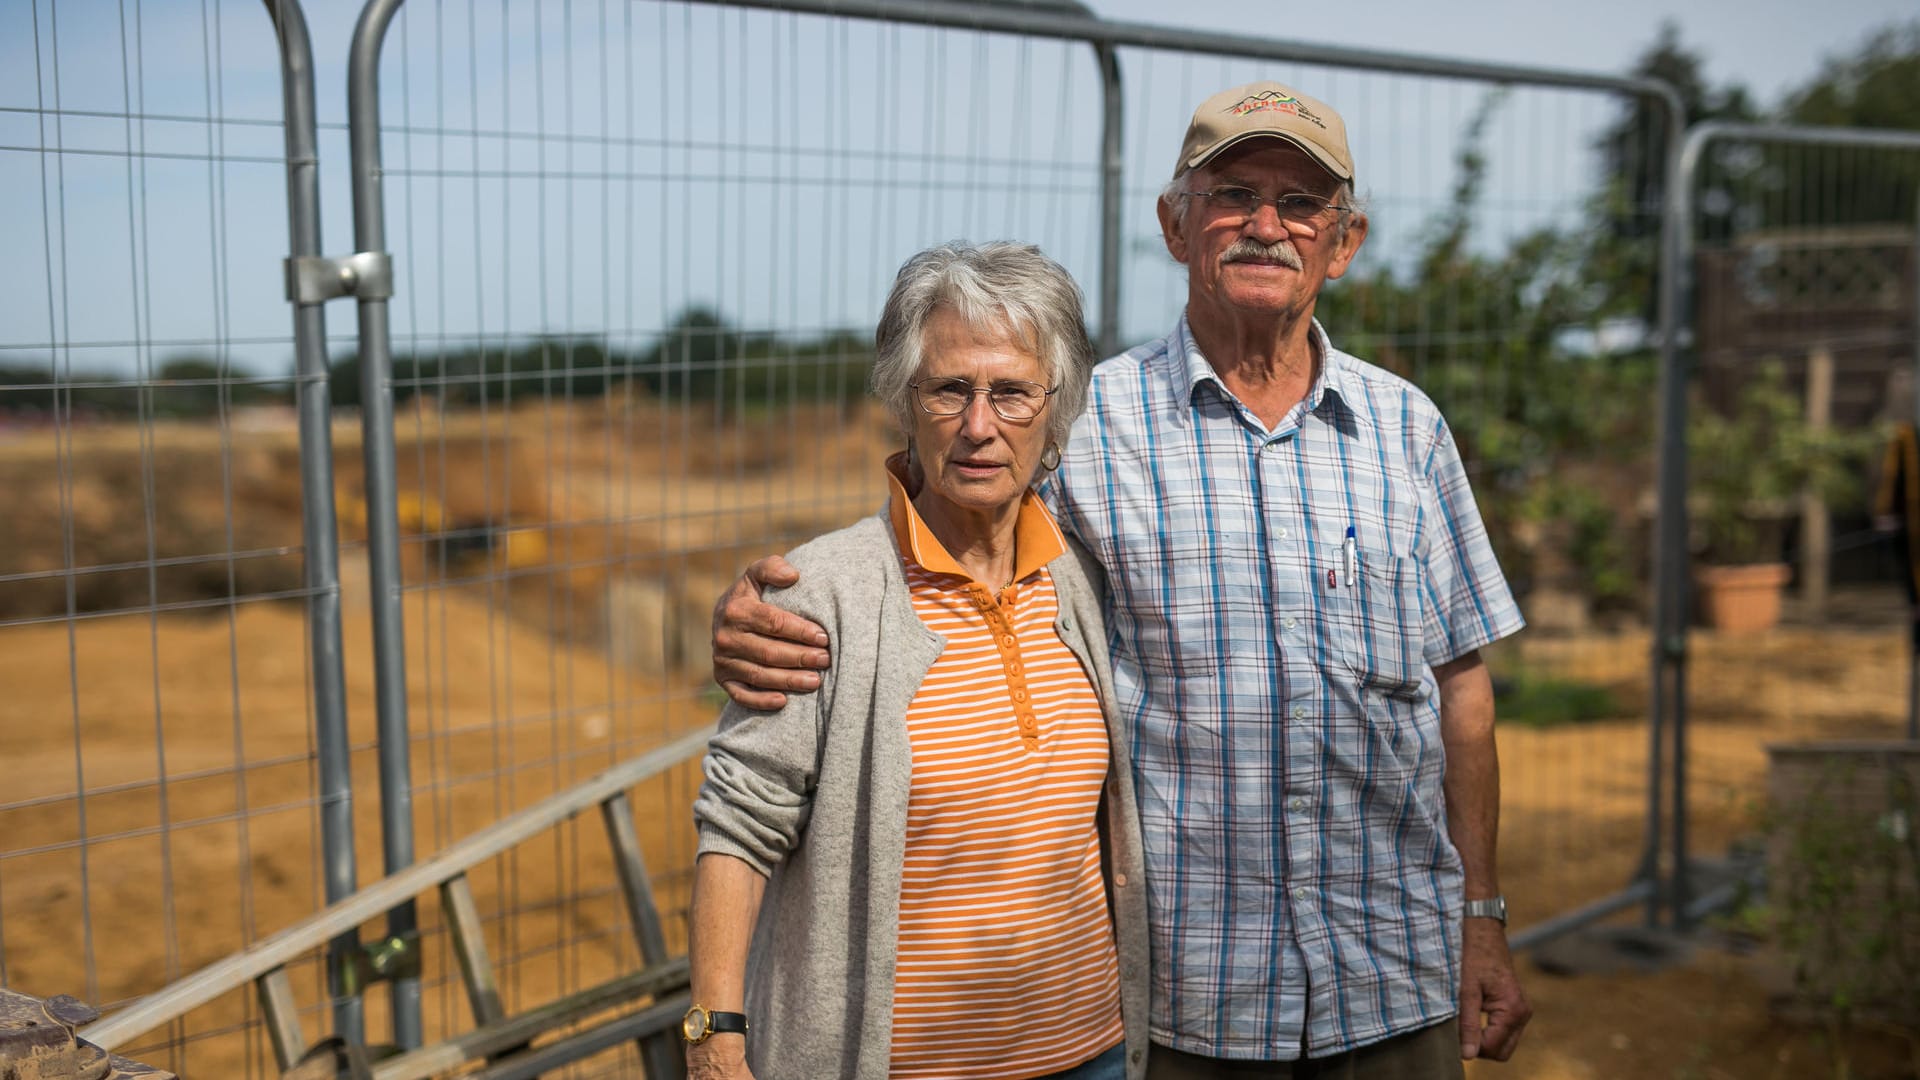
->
<box><xmin>1174</xmin><ymin>81</ymin><xmax>1354</xmax><ymax>183</ymax></box>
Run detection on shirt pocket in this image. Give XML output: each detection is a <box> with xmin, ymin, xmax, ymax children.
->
<box><xmin>1322</xmin><ymin>545</ymin><xmax>1426</xmax><ymax>699</ymax></box>
<box><xmin>1133</xmin><ymin>555</ymin><xmax>1234</xmax><ymax>676</ymax></box>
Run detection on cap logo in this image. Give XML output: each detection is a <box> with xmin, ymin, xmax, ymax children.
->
<box><xmin>1225</xmin><ymin>90</ymin><xmax>1327</xmax><ymax>130</ymax></box>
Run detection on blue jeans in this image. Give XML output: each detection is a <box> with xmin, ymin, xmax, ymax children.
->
<box><xmin>1040</xmin><ymin>1041</ymin><xmax>1128</xmax><ymax>1080</ymax></box>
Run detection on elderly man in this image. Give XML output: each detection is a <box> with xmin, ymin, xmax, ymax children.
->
<box><xmin>712</xmin><ymin>81</ymin><xmax>1530</xmax><ymax>1078</ymax></box>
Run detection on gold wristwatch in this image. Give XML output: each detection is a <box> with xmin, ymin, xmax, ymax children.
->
<box><xmin>681</xmin><ymin>1003</ymin><xmax>750</xmax><ymax>1045</ymax></box>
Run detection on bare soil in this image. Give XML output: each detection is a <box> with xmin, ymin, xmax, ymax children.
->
<box><xmin>1</xmin><ymin>405</ymin><xmax>1914</xmax><ymax>1078</ymax></box>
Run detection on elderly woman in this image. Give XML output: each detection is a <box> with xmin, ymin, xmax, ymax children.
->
<box><xmin>683</xmin><ymin>242</ymin><xmax>1147</xmax><ymax>1080</ymax></box>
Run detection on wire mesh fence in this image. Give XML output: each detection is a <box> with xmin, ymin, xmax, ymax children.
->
<box><xmin>1673</xmin><ymin>126</ymin><xmax>1920</xmax><ymax>912</ymax></box>
<box><xmin>1</xmin><ymin>1</ymin><xmax>347</xmax><ymax>1075</ymax></box>
<box><xmin>9</xmin><ymin>0</ymin><xmax>1915</xmax><ymax>1074</ymax></box>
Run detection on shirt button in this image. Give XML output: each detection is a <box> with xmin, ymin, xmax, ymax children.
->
<box><xmin>1277</xmin><ymin>527</ymin><xmax>1289</xmax><ymax>539</ymax></box>
<box><xmin>1012</xmin><ymin>689</ymin><xmax>1028</xmax><ymax>702</ymax></box>
<box><xmin>1114</xmin><ymin>873</ymin><xmax>1128</xmax><ymax>888</ymax></box>
<box><xmin>1291</xmin><ymin>797</ymin><xmax>1307</xmax><ymax>812</ymax></box>
<box><xmin>1283</xmin><ymin>617</ymin><xmax>1297</xmax><ymax>630</ymax></box>
<box><xmin>1060</xmin><ymin>616</ymin><xmax>1074</xmax><ymax>631</ymax></box>
<box><xmin>1294</xmin><ymin>887</ymin><xmax>1308</xmax><ymax>900</ymax></box>
<box><xmin>1001</xmin><ymin>635</ymin><xmax>1016</xmax><ymax>648</ymax></box>
<box><xmin>1291</xmin><ymin>706</ymin><xmax>1306</xmax><ymax>720</ymax></box>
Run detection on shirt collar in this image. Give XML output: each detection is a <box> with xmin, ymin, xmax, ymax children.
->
<box><xmin>883</xmin><ymin>451</ymin><xmax>1066</xmax><ymax>586</ymax></box>
<box><xmin>1170</xmin><ymin>314</ymin><xmax>1359</xmax><ymax>429</ymax></box>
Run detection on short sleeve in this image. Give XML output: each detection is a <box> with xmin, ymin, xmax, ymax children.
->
<box><xmin>1416</xmin><ymin>417</ymin><xmax>1525</xmax><ymax>665</ymax></box>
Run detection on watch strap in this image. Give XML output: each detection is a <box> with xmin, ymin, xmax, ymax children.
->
<box><xmin>1462</xmin><ymin>895</ymin><xmax>1507</xmax><ymax>924</ymax></box>
<box><xmin>707</xmin><ymin>1011</ymin><xmax>750</xmax><ymax>1036</ymax></box>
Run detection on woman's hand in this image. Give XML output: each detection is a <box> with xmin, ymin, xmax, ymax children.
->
<box><xmin>686</xmin><ymin>1034</ymin><xmax>754</xmax><ymax>1080</ymax></box>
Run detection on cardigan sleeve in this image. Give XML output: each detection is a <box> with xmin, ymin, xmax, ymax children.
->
<box><xmin>691</xmin><ymin>575</ymin><xmax>836</xmax><ymax>878</ymax></box>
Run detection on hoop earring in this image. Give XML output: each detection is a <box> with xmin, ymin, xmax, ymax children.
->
<box><xmin>1040</xmin><ymin>444</ymin><xmax>1062</xmax><ymax>472</ymax></box>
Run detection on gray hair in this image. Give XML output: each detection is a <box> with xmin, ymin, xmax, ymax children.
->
<box><xmin>1161</xmin><ymin>167</ymin><xmax>1368</xmax><ymax>240</ymax></box>
<box><xmin>872</xmin><ymin>241</ymin><xmax>1095</xmax><ymax>454</ymax></box>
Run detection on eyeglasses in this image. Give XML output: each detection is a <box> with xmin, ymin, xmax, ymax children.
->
<box><xmin>1186</xmin><ymin>186</ymin><xmax>1353</xmax><ymax>226</ymax></box>
<box><xmin>910</xmin><ymin>377</ymin><xmax>1057</xmax><ymax>421</ymax></box>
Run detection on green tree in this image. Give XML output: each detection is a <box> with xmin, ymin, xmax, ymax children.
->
<box><xmin>1785</xmin><ymin>20</ymin><xmax>1920</xmax><ymax>131</ymax></box>
<box><xmin>1769</xmin><ymin>20</ymin><xmax>1920</xmax><ymax>231</ymax></box>
<box><xmin>1590</xmin><ymin>23</ymin><xmax>1757</xmax><ymax>316</ymax></box>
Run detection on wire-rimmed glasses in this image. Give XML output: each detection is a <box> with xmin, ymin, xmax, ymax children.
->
<box><xmin>910</xmin><ymin>377</ymin><xmax>1057</xmax><ymax>421</ymax></box>
<box><xmin>1187</xmin><ymin>186</ymin><xmax>1353</xmax><ymax>227</ymax></box>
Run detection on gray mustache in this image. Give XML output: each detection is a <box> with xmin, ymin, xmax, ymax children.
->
<box><xmin>1222</xmin><ymin>237</ymin><xmax>1304</xmax><ymax>269</ymax></box>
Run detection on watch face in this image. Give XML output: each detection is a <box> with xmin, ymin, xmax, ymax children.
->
<box><xmin>681</xmin><ymin>1006</ymin><xmax>709</xmax><ymax>1043</ymax></box>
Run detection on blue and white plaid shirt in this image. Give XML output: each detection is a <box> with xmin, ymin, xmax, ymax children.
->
<box><xmin>1045</xmin><ymin>316</ymin><xmax>1524</xmax><ymax>1060</ymax></box>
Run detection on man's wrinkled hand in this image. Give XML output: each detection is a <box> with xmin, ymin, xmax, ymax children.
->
<box><xmin>710</xmin><ymin>555</ymin><xmax>831</xmax><ymax>710</ymax></box>
<box><xmin>1458</xmin><ymin>918</ymin><xmax>1531</xmax><ymax>1062</ymax></box>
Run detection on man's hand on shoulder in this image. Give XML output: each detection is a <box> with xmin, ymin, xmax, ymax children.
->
<box><xmin>1458</xmin><ymin>918</ymin><xmax>1530</xmax><ymax>1062</ymax></box>
<box><xmin>711</xmin><ymin>555</ymin><xmax>832</xmax><ymax>710</ymax></box>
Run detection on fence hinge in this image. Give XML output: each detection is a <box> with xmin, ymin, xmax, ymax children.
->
<box><xmin>285</xmin><ymin>252</ymin><xmax>393</xmax><ymax>305</ymax></box>
<box><xmin>330</xmin><ymin>931</ymin><xmax>422</xmax><ymax>999</ymax></box>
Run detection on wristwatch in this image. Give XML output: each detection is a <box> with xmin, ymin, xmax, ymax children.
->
<box><xmin>1463</xmin><ymin>896</ymin><xmax>1508</xmax><ymax>924</ymax></box>
<box><xmin>681</xmin><ymin>1003</ymin><xmax>750</xmax><ymax>1045</ymax></box>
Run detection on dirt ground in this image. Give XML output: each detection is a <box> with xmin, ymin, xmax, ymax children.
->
<box><xmin>1</xmin><ymin>404</ymin><xmax>1915</xmax><ymax>1078</ymax></box>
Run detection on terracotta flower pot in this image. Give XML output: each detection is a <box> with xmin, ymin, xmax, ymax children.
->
<box><xmin>1695</xmin><ymin>562</ymin><xmax>1792</xmax><ymax>634</ymax></box>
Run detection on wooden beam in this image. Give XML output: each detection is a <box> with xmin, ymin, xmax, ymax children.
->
<box><xmin>1802</xmin><ymin>344</ymin><xmax>1835</xmax><ymax>615</ymax></box>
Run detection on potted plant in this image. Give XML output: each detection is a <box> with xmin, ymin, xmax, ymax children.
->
<box><xmin>1688</xmin><ymin>362</ymin><xmax>1874</xmax><ymax>633</ymax></box>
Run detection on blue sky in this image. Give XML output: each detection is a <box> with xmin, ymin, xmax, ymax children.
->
<box><xmin>2</xmin><ymin>0</ymin><xmax>1913</xmax><ymax>378</ymax></box>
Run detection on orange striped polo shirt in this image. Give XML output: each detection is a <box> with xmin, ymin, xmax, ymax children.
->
<box><xmin>883</xmin><ymin>459</ymin><xmax>1124</xmax><ymax>1079</ymax></box>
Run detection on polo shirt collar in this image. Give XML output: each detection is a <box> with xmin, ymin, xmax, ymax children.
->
<box><xmin>1170</xmin><ymin>314</ymin><xmax>1360</xmax><ymax>428</ymax></box>
<box><xmin>883</xmin><ymin>451</ymin><xmax>1065</xmax><ymax>586</ymax></box>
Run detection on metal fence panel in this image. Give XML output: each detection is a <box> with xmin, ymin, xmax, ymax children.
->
<box><xmin>1104</xmin><ymin>46</ymin><xmax>1678</xmax><ymax>944</ymax></box>
<box><xmin>344</xmin><ymin>16</ymin><xmax>1681</xmax><ymax>1073</ymax></box>
<box><xmin>0</xmin><ymin>1</ymin><xmax>350</xmax><ymax>1075</ymax></box>
<box><xmin>352</xmin><ymin>3</ymin><xmax>1119</xmax><ymax>1067</ymax></box>
<box><xmin>1666</xmin><ymin>122</ymin><xmax>1920</xmax><ymax>922</ymax></box>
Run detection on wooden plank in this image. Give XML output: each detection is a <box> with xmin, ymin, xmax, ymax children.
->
<box><xmin>253</xmin><ymin>965</ymin><xmax>305</xmax><ymax>1072</ymax></box>
<box><xmin>84</xmin><ymin>725</ymin><xmax>713</xmax><ymax>1051</ymax></box>
<box><xmin>1801</xmin><ymin>344</ymin><xmax>1835</xmax><ymax>614</ymax></box>
<box><xmin>600</xmin><ymin>791</ymin><xmax>671</xmax><ymax>964</ymax></box>
<box><xmin>466</xmin><ymin>993</ymin><xmax>690</xmax><ymax>1080</ymax></box>
<box><xmin>369</xmin><ymin>959</ymin><xmax>689</xmax><ymax>1080</ymax></box>
<box><xmin>439</xmin><ymin>874</ymin><xmax>505</xmax><ymax>1026</ymax></box>
<box><xmin>601</xmin><ymin>790</ymin><xmax>683</xmax><ymax>1079</ymax></box>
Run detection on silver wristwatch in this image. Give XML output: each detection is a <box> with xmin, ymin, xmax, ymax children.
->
<box><xmin>1463</xmin><ymin>896</ymin><xmax>1507</xmax><ymax>924</ymax></box>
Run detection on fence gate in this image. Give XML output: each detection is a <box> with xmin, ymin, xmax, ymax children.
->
<box><xmin>1657</xmin><ymin>121</ymin><xmax>1920</xmax><ymax>927</ymax></box>
<box><xmin>2</xmin><ymin>1</ymin><xmax>361</xmax><ymax>1075</ymax></box>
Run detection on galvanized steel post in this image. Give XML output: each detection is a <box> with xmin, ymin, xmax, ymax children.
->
<box><xmin>1651</xmin><ymin>93</ymin><xmax>1688</xmax><ymax>929</ymax></box>
<box><xmin>263</xmin><ymin>0</ymin><xmax>363</xmax><ymax>1046</ymax></box>
<box><xmin>1094</xmin><ymin>41</ymin><xmax>1123</xmax><ymax>358</ymax></box>
<box><xmin>347</xmin><ymin>0</ymin><xmax>422</xmax><ymax>1049</ymax></box>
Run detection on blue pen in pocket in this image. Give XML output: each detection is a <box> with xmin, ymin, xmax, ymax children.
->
<box><xmin>1342</xmin><ymin>525</ymin><xmax>1357</xmax><ymax>588</ymax></box>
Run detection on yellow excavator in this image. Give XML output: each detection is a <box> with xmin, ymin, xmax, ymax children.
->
<box><xmin>335</xmin><ymin>487</ymin><xmax>548</xmax><ymax>571</ymax></box>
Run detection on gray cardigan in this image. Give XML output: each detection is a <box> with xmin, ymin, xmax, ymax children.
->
<box><xmin>694</xmin><ymin>511</ymin><xmax>1150</xmax><ymax>1080</ymax></box>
